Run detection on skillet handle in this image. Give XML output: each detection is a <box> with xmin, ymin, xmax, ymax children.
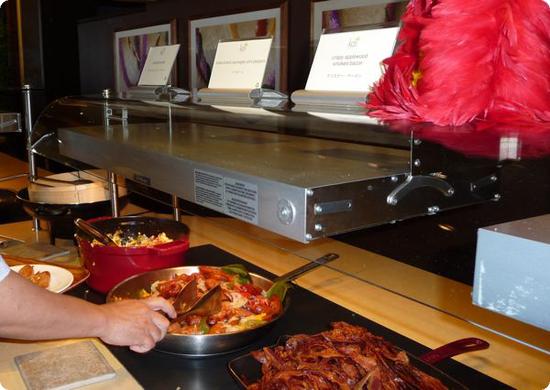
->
<box><xmin>420</xmin><ymin>338</ymin><xmax>490</xmax><ymax>365</ymax></box>
<box><xmin>273</xmin><ymin>253</ymin><xmax>339</xmax><ymax>284</ymax></box>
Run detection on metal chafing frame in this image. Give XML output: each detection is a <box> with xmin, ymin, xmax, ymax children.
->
<box><xmin>24</xmin><ymin>91</ymin><xmax>500</xmax><ymax>243</ymax></box>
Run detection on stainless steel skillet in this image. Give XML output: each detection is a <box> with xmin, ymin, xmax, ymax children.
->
<box><xmin>106</xmin><ymin>253</ymin><xmax>339</xmax><ymax>357</ymax></box>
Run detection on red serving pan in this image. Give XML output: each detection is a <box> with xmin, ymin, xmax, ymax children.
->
<box><xmin>75</xmin><ymin>216</ymin><xmax>190</xmax><ymax>293</ymax></box>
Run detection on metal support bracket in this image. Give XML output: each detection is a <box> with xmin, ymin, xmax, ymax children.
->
<box><xmin>0</xmin><ymin>113</ymin><xmax>21</xmax><ymax>133</ymax></box>
<box><xmin>105</xmin><ymin>107</ymin><xmax>128</xmax><ymax>125</ymax></box>
<box><xmin>470</xmin><ymin>174</ymin><xmax>498</xmax><ymax>193</ymax></box>
<box><xmin>314</xmin><ymin>199</ymin><xmax>353</xmax><ymax>215</ymax></box>
<box><xmin>155</xmin><ymin>85</ymin><xmax>191</xmax><ymax>102</ymax></box>
<box><xmin>108</xmin><ymin>171</ymin><xmax>120</xmax><ymax>217</ymax></box>
<box><xmin>172</xmin><ymin>194</ymin><xmax>181</xmax><ymax>221</ymax></box>
<box><xmin>22</xmin><ymin>85</ymin><xmax>40</xmax><ymax>235</ymax></box>
<box><xmin>387</xmin><ymin>175</ymin><xmax>455</xmax><ymax>206</ymax></box>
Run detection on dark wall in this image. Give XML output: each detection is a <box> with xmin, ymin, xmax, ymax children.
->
<box><xmin>0</xmin><ymin>1</ymin><xmax>21</xmax><ymax>90</ymax></box>
<box><xmin>0</xmin><ymin>0</ymin><xmax>145</xmax><ymax>160</ymax></box>
<box><xmin>78</xmin><ymin>0</ymin><xmax>311</xmax><ymax>94</ymax></box>
<box><xmin>41</xmin><ymin>0</ymin><xmax>145</xmax><ymax>101</ymax></box>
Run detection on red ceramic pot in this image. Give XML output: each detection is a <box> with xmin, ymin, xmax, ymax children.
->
<box><xmin>76</xmin><ymin>216</ymin><xmax>190</xmax><ymax>293</ymax></box>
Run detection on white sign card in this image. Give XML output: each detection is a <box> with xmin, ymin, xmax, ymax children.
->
<box><xmin>211</xmin><ymin>105</ymin><xmax>283</xmax><ymax>118</ymax></box>
<box><xmin>305</xmin><ymin>28</ymin><xmax>400</xmax><ymax>93</ymax></box>
<box><xmin>138</xmin><ymin>44</ymin><xmax>180</xmax><ymax>86</ymax></box>
<box><xmin>307</xmin><ymin>112</ymin><xmax>380</xmax><ymax>125</ymax></box>
<box><xmin>208</xmin><ymin>38</ymin><xmax>273</xmax><ymax>90</ymax></box>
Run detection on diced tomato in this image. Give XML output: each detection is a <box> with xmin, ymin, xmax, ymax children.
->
<box><xmin>245</xmin><ymin>295</ymin><xmax>282</xmax><ymax>318</ymax></box>
<box><xmin>233</xmin><ymin>307</ymin><xmax>254</xmax><ymax>318</ymax></box>
<box><xmin>184</xmin><ymin>314</ymin><xmax>202</xmax><ymax>326</ymax></box>
<box><xmin>205</xmin><ymin>278</ymin><xmax>219</xmax><ymax>290</ymax></box>
<box><xmin>245</xmin><ymin>295</ymin><xmax>269</xmax><ymax>314</ymax></box>
<box><xmin>207</xmin><ymin>303</ymin><xmax>234</xmax><ymax>325</ymax></box>
<box><xmin>179</xmin><ymin>324</ymin><xmax>200</xmax><ymax>335</ymax></box>
<box><xmin>199</xmin><ymin>266</ymin><xmax>231</xmax><ymax>282</ymax></box>
<box><xmin>267</xmin><ymin>296</ymin><xmax>282</xmax><ymax>318</ymax></box>
<box><xmin>209</xmin><ymin>323</ymin><xmax>227</xmax><ymax>334</ymax></box>
<box><xmin>156</xmin><ymin>273</ymin><xmax>193</xmax><ymax>298</ymax></box>
<box><xmin>239</xmin><ymin>283</ymin><xmax>262</xmax><ymax>296</ymax></box>
<box><xmin>157</xmin><ymin>280</ymin><xmax>182</xmax><ymax>298</ymax></box>
<box><xmin>168</xmin><ymin>322</ymin><xmax>182</xmax><ymax>333</ymax></box>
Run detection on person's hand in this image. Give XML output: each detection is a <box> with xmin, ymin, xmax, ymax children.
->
<box><xmin>96</xmin><ymin>297</ymin><xmax>176</xmax><ymax>353</ymax></box>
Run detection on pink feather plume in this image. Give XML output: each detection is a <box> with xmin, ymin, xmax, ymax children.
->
<box><xmin>367</xmin><ymin>0</ymin><xmax>550</xmax><ymax>128</ymax></box>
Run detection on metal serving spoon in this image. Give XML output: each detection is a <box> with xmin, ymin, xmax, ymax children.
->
<box><xmin>74</xmin><ymin>218</ymin><xmax>118</xmax><ymax>246</ymax></box>
<box><xmin>175</xmin><ymin>284</ymin><xmax>222</xmax><ymax>323</ymax></box>
<box><xmin>173</xmin><ymin>278</ymin><xmax>199</xmax><ymax>315</ymax></box>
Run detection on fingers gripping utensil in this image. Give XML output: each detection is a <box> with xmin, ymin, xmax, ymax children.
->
<box><xmin>74</xmin><ymin>218</ymin><xmax>118</xmax><ymax>246</ymax></box>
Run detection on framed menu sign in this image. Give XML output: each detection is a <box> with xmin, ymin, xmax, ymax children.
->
<box><xmin>189</xmin><ymin>5</ymin><xmax>288</xmax><ymax>92</ymax></box>
<box><xmin>208</xmin><ymin>38</ymin><xmax>273</xmax><ymax>90</ymax></box>
<box><xmin>305</xmin><ymin>27</ymin><xmax>400</xmax><ymax>93</ymax></box>
<box><xmin>138</xmin><ymin>45</ymin><xmax>181</xmax><ymax>86</ymax></box>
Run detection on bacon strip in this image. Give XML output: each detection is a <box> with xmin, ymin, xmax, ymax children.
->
<box><xmin>248</xmin><ymin>322</ymin><xmax>448</xmax><ymax>390</ymax></box>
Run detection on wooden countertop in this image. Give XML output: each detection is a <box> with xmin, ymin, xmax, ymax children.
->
<box><xmin>182</xmin><ymin>216</ymin><xmax>550</xmax><ymax>389</ymax></box>
<box><xmin>0</xmin><ymin>152</ymin><xmax>48</xmax><ymax>192</ymax></box>
<box><xmin>0</xmin><ymin>153</ymin><xmax>548</xmax><ymax>389</ymax></box>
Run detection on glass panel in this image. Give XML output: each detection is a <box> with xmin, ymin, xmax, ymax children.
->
<box><xmin>30</xmin><ymin>95</ymin><xmax>550</xmax><ymax>354</ymax></box>
<box><xmin>0</xmin><ymin>112</ymin><xmax>21</xmax><ymax>133</ymax></box>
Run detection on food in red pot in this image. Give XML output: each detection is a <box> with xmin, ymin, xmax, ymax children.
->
<box><xmin>76</xmin><ymin>216</ymin><xmax>190</xmax><ymax>293</ymax></box>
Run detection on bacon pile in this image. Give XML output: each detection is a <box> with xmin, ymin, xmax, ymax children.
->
<box><xmin>248</xmin><ymin>322</ymin><xmax>447</xmax><ymax>390</ymax></box>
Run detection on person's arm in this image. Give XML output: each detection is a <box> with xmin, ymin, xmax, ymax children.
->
<box><xmin>0</xmin><ymin>270</ymin><xmax>176</xmax><ymax>353</ymax></box>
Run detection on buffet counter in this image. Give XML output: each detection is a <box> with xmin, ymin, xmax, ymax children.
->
<box><xmin>0</xmin><ymin>97</ymin><xmax>548</xmax><ymax>388</ymax></box>
<box><xmin>0</xmin><ymin>163</ymin><xmax>548</xmax><ymax>389</ymax></box>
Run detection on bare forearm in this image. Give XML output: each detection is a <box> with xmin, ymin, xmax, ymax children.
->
<box><xmin>0</xmin><ymin>271</ymin><xmax>176</xmax><ymax>352</ymax></box>
<box><xmin>0</xmin><ymin>272</ymin><xmax>106</xmax><ymax>340</ymax></box>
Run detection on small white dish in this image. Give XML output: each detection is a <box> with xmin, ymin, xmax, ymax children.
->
<box><xmin>10</xmin><ymin>264</ymin><xmax>74</xmax><ymax>293</ymax></box>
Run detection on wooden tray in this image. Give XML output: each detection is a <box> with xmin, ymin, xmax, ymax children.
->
<box><xmin>28</xmin><ymin>169</ymin><xmax>127</xmax><ymax>205</ymax></box>
<box><xmin>4</xmin><ymin>254</ymin><xmax>89</xmax><ymax>293</ymax></box>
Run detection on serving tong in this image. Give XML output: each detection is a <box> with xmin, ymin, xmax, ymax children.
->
<box><xmin>74</xmin><ymin>218</ymin><xmax>118</xmax><ymax>246</ymax></box>
<box><xmin>173</xmin><ymin>280</ymin><xmax>222</xmax><ymax>323</ymax></box>
<box><xmin>172</xmin><ymin>253</ymin><xmax>340</xmax><ymax>323</ymax></box>
<box><xmin>173</xmin><ymin>278</ymin><xmax>199</xmax><ymax>314</ymax></box>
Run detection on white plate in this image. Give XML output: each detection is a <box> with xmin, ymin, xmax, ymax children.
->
<box><xmin>10</xmin><ymin>264</ymin><xmax>74</xmax><ymax>293</ymax></box>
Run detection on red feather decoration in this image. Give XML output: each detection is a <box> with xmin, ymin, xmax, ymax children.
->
<box><xmin>387</xmin><ymin>119</ymin><xmax>550</xmax><ymax>159</ymax></box>
<box><xmin>367</xmin><ymin>0</ymin><xmax>550</xmax><ymax>128</ymax></box>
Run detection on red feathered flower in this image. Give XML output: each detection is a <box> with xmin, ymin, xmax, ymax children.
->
<box><xmin>367</xmin><ymin>0</ymin><xmax>550</xmax><ymax>128</ymax></box>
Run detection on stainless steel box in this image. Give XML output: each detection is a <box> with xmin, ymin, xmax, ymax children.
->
<box><xmin>473</xmin><ymin>214</ymin><xmax>550</xmax><ymax>330</ymax></box>
<box><xmin>56</xmin><ymin>120</ymin><xmax>498</xmax><ymax>242</ymax></box>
